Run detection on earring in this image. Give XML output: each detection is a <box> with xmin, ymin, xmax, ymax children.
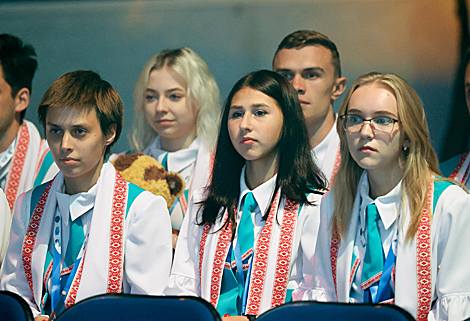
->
<box><xmin>403</xmin><ymin>146</ymin><xmax>408</xmax><ymax>151</ymax></box>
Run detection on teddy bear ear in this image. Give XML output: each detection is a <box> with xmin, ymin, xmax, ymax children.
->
<box><xmin>166</xmin><ymin>172</ymin><xmax>185</xmax><ymax>197</ymax></box>
<box><xmin>113</xmin><ymin>153</ymin><xmax>144</xmax><ymax>172</ymax></box>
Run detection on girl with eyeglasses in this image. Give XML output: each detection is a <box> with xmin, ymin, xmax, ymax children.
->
<box><xmin>165</xmin><ymin>70</ymin><xmax>327</xmax><ymax>320</ymax></box>
<box><xmin>294</xmin><ymin>72</ymin><xmax>470</xmax><ymax>321</ymax></box>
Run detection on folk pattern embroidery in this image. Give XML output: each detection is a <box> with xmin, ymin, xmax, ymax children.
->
<box><xmin>106</xmin><ymin>170</ymin><xmax>128</xmax><ymax>293</ymax></box>
<box><xmin>270</xmin><ymin>199</ymin><xmax>298</xmax><ymax>308</ymax></box>
<box><xmin>5</xmin><ymin>124</ymin><xmax>30</xmax><ymax>211</ymax></box>
<box><xmin>329</xmin><ymin>147</ymin><xmax>342</xmax><ymax>186</ymax></box>
<box><xmin>22</xmin><ymin>180</ymin><xmax>53</xmax><ymax>298</ymax></box>
<box><xmin>199</xmin><ymin>222</ymin><xmax>211</xmax><ymax>288</ymax></box>
<box><xmin>64</xmin><ymin>251</ymin><xmax>86</xmax><ymax>307</ymax></box>
<box><xmin>449</xmin><ymin>151</ymin><xmax>470</xmax><ymax>184</ymax></box>
<box><xmin>245</xmin><ymin>192</ymin><xmax>280</xmax><ymax>316</ymax></box>
<box><xmin>330</xmin><ymin>227</ymin><xmax>340</xmax><ymax>297</ymax></box>
<box><xmin>416</xmin><ymin>181</ymin><xmax>433</xmax><ymax>321</ymax></box>
<box><xmin>329</xmin><ymin>180</ymin><xmax>433</xmax><ymax>320</ymax></box>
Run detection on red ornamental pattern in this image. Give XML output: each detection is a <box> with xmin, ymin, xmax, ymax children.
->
<box><xmin>270</xmin><ymin>199</ymin><xmax>298</xmax><ymax>308</ymax></box>
<box><xmin>349</xmin><ymin>258</ymin><xmax>359</xmax><ymax>288</ymax></box>
<box><xmin>22</xmin><ymin>180</ymin><xmax>53</xmax><ymax>298</ymax></box>
<box><xmin>329</xmin><ymin>147</ymin><xmax>342</xmax><ymax>186</ymax></box>
<box><xmin>106</xmin><ymin>170</ymin><xmax>128</xmax><ymax>293</ymax></box>
<box><xmin>245</xmin><ymin>192</ymin><xmax>280</xmax><ymax>316</ymax></box>
<box><xmin>449</xmin><ymin>151</ymin><xmax>470</xmax><ymax>184</ymax></box>
<box><xmin>209</xmin><ymin>221</ymin><xmax>232</xmax><ymax>307</ymax></box>
<box><xmin>330</xmin><ymin>227</ymin><xmax>340</xmax><ymax>297</ymax></box>
<box><xmin>199</xmin><ymin>223</ymin><xmax>211</xmax><ymax>288</ymax></box>
<box><xmin>65</xmin><ymin>251</ymin><xmax>86</xmax><ymax>308</ymax></box>
<box><xmin>416</xmin><ymin>181</ymin><xmax>433</xmax><ymax>321</ymax></box>
<box><xmin>5</xmin><ymin>123</ymin><xmax>30</xmax><ymax>211</ymax></box>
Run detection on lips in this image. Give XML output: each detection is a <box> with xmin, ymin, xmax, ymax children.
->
<box><xmin>60</xmin><ymin>157</ymin><xmax>79</xmax><ymax>165</ymax></box>
<box><xmin>156</xmin><ymin>119</ymin><xmax>174</xmax><ymax>126</ymax></box>
<box><xmin>359</xmin><ymin>146</ymin><xmax>377</xmax><ymax>152</ymax></box>
<box><xmin>299</xmin><ymin>100</ymin><xmax>310</xmax><ymax>105</ymax></box>
<box><xmin>240</xmin><ymin>137</ymin><xmax>256</xmax><ymax>144</ymax></box>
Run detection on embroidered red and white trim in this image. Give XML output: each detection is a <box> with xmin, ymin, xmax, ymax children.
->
<box><xmin>106</xmin><ymin>170</ymin><xmax>128</xmax><ymax>293</ymax></box>
<box><xmin>449</xmin><ymin>151</ymin><xmax>470</xmax><ymax>185</ymax></box>
<box><xmin>22</xmin><ymin>180</ymin><xmax>53</xmax><ymax>298</ymax></box>
<box><xmin>5</xmin><ymin>123</ymin><xmax>30</xmax><ymax>211</ymax></box>
<box><xmin>329</xmin><ymin>146</ymin><xmax>341</xmax><ymax>186</ymax></box>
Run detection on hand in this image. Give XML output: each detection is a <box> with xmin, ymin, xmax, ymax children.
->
<box><xmin>222</xmin><ymin>316</ymin><xmax>249</xmax><ymax>321</ymax></box>
<box><xmin>34</xmin><ymin>316</ymin><xmax>49</xmax><ymax>321</ymax></box>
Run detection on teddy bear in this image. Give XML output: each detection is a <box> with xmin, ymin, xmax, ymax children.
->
<box><xmin>112</xmin><ymin>153</ymin><xmax>185</xmax><ymax>210</ymax></box>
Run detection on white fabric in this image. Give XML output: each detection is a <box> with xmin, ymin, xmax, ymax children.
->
<box><xmin>165</xmin><ymin>171</ymin><xmax>323</xmax><ymax>315</ymax></box>
<box><xmin>0</xmin><ymin>189</ymin><xmax>11</xmax><ymax>269</ymax></box>
<box><xmin>1</xmin><ymin>120</ymin><xmax>58</xmax><ymax>201</ymax></box>
<box><xmin>0</xmin><ymin>162</ymin><xmax>172</xmax><ymax>317</ymax></box>
<box><xmin>294</xmin><ymin>172</ymin><xmax>470</xmax><ymax>321</ymax></box>
<box><xmin>349</xmin><ymin>175</ymin><xmax>400</xmax><ymax>302</ymax></box>
<box><xmin>144</xmin><ymin>137</ymin><xmax>212</xmax><ymax>230</ymax></box>
<box><xmin>0</xmin><ymin>137</ymin><xmax>16</xmax><ymax>189</ymax></box>
<box><xmin>311</xmin><ymin>115</ymin><xmax>340</xmax><ymax>184</ymax></box>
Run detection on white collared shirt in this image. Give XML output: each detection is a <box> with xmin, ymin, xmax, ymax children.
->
<box><xmin>311</xmin><ymin>115</ymin><xmax>340</xmax><ymax>183</ymax></box>
<box><xmin>144</xmin><ymin>136</ymin><xmax>199</xmax><ymax>187</ymax></box>
<box><xmin>0</xmin><ymin>137</ymin><xmax>17</xmax><ymax>190</ymax></box>
<box><xmin>350</xmin><ymin>172</ymin><xmax>400</xmax><ymax>302</ymax></box>
<box><xmin>236</xmin><ymin>166</ymin><xmax>277</xmax><ymax>245</ymax></box>
<box><xmin>53</xmin><ymin>180</ymin><xmax>98</xmax><ymax>265</ymax></box>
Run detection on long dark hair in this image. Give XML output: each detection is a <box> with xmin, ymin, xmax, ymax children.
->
<box><xmin>200</xmin><ymin>70</ymin><xmax>327</xmax><ymax>229</ymax></box>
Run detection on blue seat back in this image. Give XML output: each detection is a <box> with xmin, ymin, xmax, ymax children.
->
<box><xmin>56</xmin><ymin>294</ymin><xmax>221</xmax><ymax>321</ymax></box>
<box><xmin>0</xmin><ymin>291</ymin><xmax>34</xmax><ymax>321</ymax></box>
<box><xmin>256</xmin><ymin>301</ymin><xmax>414</xmax><ymax>321</ymax></box>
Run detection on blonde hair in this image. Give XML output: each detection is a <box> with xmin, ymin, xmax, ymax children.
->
<box><xmin>129</xmin><ymin>48</ymin><xmax>221</xmax><ymax>152</ymax></box>
<box><xmin>333</xmin><ymin>72</ymin><xmax>444</xmax><ymax>242</ymax></box>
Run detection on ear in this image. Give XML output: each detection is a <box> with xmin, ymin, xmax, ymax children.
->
<box><xmin>331</xmin><ymin>77</ymin><xmax>347</xmax><ymax>101</ymax></box>
<box><xmin>105</xmin><ymin>124</ymin><xmax>117</xmax><ymax>146</ymax></box>
<box><xmin>14</xmin><ymin>88</ymin><xmax>30</xmax><ymax>113</ymax></box>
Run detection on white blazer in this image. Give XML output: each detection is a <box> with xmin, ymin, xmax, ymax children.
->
<box><xmin>294</xmin><ymin>173</ymin><xmax>470</xmax><ymax>321</ymax></box>
<box><xmin>0</xmin><ymin>163</ymin><xmax>172</xmax><ymax>317</ymax></box>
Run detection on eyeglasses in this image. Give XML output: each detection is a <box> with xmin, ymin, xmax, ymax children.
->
<box><xmin>340</xmin><ymin>114</ymin><xmax>399</xmax><ymax>134</ymax></box>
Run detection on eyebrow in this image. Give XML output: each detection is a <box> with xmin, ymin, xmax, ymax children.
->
<box><xmin>347</xmin><ymin>108</ymin><xmax>398</xmax><ymax>118</ymax></box>
<box><xmin>275</xmin><ymin>67</ymin><xmax>325</xmax><ymax>73</ymax></box>
<box><xmin>46</xmin><ymin>122</ymin><xmax>89</xmax><ymax>128</ymax></box>
<box><xmin>230</xmin><ymin>103</ymin><xmax>271</xmax><ymax>109</ymax></box>
<box><xmin>146</xmin><ymin>87</ymin><xmax>184</xmax><ymax>93</ymax></box>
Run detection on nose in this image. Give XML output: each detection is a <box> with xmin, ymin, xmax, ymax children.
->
<box><xmin>155</xmin><ymin>97</ymin><xmax>168</xmax><ymax>113</ymax></box>
<box><xmin>61</xmin><ymin>131</ymin><xmax>73</xmax><ymax>151</ymax></box>
<box><xmin>292</xmin><ymin>74</ymin><xmax>306</xmax><ymax>94</ymax></box>
<box><xmin>240</xmin><ymin>113</ymin><xmax>252</xmax><ymax>131</ymax></box>
<box><xmin>359</xmin><ymin>120</ymin><xmax>375</xmax><ymax>138</ymax></box>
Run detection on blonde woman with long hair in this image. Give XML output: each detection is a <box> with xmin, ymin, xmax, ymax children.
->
<box><xmin>294</xmin><ymin>72</ymin><xmax>470</xmax><ymax>321</ymax></box>
<box><xmin>123</xmin><ymin>48</ymin><xmax>221</xmax><ymax>246</ymax></box>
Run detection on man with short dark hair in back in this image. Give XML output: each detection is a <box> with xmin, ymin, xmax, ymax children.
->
<box><xmin>0</xmin><ymin>34</ymin><xmax>58</xmax><ymax>213</ymax></box>
<box><xmin>273</xmin><ymin>30</ymin><xmax>347</xmax><ymax>184</ymax></box>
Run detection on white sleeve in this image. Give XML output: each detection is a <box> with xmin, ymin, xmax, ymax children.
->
<box><xmin>293</xmin><ymin>191</ymin><xmax>337</xmax><ymax>302</ymax></box>
<box><xmin>0</xmin><ymin>191</ymin><xmax>42</xmax><ymax>317</ymax></box>
<box><xmin>164</xmin><ymin>191</ymin><xmax>204</xmax><ymax>297</ymax></box>
<box><xmin>429</xmin><ymin>186</ymin><xmax>470</xmax><ymax>321</ymax></box>
<box><xmin>0</xmin><ymin>189</ymin><xmax>11</xmax><ymax>267</ymax></box>
<box><xmin>123</xmin><ymin>191</ymin><xmax>172</xmax><ymax>295</ymax></box>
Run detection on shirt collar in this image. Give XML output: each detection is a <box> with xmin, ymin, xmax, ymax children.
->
<box><xmin>55</xmin><ymin>178</ymin><xmax>99</xmax><ymax>224</ymax></box>
<box><xmin>358</xmin><ymin>171</ymin><xmax>402</xmax><ymax>230</ymax></box>
<box><xmin>238</xmin><ymin>166</ymin><xmax>277</xmax><ymax>216</ymax></box>
<box><xmin>0</xmin><ymin>136</ymin><xmax>17</xmax><ymax>180</ymax></box>
<box><xmin>312</xmin><ymin>114</ymin><xmax>337</xmax><ymax>163</ymax></box>
<box><xmin>144</xmin><ymin>136</ymin><xmax>199</xmax><ymax>173</ymax></box>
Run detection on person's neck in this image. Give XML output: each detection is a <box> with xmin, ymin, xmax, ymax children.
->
<box><xmin>366</xmin><ymin>165</ymin><xmax>404</xmax><ymax>199</ymax></box>
<box><xmin>160</xmin><ymin>133</ymin><xmax>196</xmax><ymax>152</ymax></box>
<box><xmin>64</xmin><ymin>159</ymin><xmax>104</xmax><ymax>195</ymax></box>
<box><xmin>245</xmin><ymin>154</ymin><xmax>278</xmax><ymax>190</ymax></box>
<box><xmin>307</xmin><ymin>110</ymin><xmax>335</xmax><ymax>149</ymax></box>
<box><xmin>0</xmin><ymin>117</ymin><xmax>21</xmax><ymax>153</ymax></box>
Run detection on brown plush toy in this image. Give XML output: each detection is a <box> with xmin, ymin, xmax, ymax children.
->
<box><xmin>112</xmin><ymin>153</ymin><xmax>185</xmax><ymax>210</ymax></box>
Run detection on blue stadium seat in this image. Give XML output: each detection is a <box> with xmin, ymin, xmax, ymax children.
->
<box><xmin>256</xmin><ymin>301</ymin><xmax>414</xmax><ymax>321</ymax></box>
<box><xmin>55</xmin><ymin>294</ymin><xmax>221</xmax><ymax>321</ymax></box>
<box><xmin>0</xmin><ymin>291</ymin><xmax>34</xmax><ymax>321</ymax></box>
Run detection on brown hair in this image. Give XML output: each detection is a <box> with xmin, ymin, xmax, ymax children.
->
<box><xmin>274</xmin><ymin>30</ymin><xmax>342</xmax><ymax>78</ymax></box>
<box><xmin>38</xmin><ymin>70</ymin><xmax>123</xmax><ymax>155</ymax></box>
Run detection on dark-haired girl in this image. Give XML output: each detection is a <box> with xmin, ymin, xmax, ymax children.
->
<box><xmin>165</xmin><ymin>70</ymin><xmax>327</xmax><ymax>319</ymax></box>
